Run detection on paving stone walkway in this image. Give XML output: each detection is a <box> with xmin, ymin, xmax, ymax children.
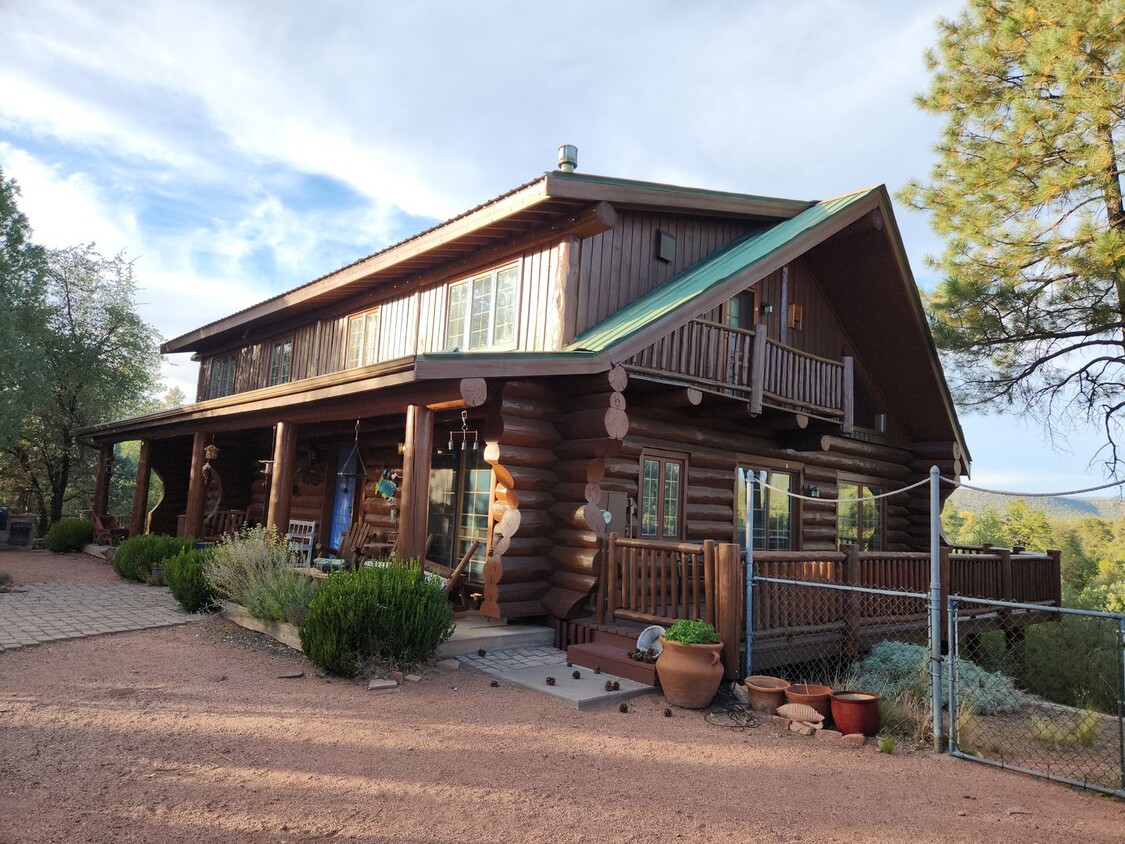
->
<box><xmin>457</xmin><ymin>645</ymin><xmax>568</xmax><ymax>673</ymax></box>
<box><xmin>0</xmin><ymin>582</ymin><xmax>193</xmax><ymax>652</ymax></box>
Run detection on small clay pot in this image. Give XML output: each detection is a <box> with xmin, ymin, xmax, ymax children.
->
<box><xmin>743</xmin><ymin>675</ymin><xmax>790</xmax><ymax>713</ymax></box>
<box><xmin>830</xmin><ymin>690</ymin><xmax>881</xmax><ymax>737</ymax></box>
<box><xmin>784</xmin><ymin>683</ymin><xmax>833</xmax><ymax>720</ymax></box>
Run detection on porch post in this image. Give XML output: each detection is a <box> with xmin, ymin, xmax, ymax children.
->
<box><xmin>397</xmin><ymin>405</ymin><xmax>434</xmax><ymax>560</ymax></box>
<box><xmin>128</xmin><ymin>439</ymin><xmax>152</xmax><ymax>537</ymax></box>
<box><xmin>841</xmin><ymin>356</ymin><xmax>854</xmax><ymax>434</ymax></box>
<box><xmin>749</xmin><ymin>325</ymin><xmax>766</xmax><ymax>415</ymax></box>
<box><xmin>92</xmin><ymin>443</ymin><xmax>114</xmax><ymax>516</ymax></box>
<box><xmin>183</xmin><ymin>431</ymin><xmax>208</xmax><ymax>538</ymax></box>
<box><xmin>267</xmin><ymin>421</ymin><xmax>298</xmax><ymax>533</ymax></box>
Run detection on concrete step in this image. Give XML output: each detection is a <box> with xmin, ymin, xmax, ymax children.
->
<box><xmin>437</xmin><ymin>615</ymin><xmax>555</xmax><ymax>657</ymax></box>
<box><xmin>566</xmin><ymin>641</ymin><xmax>658</xmax><ymax>686</ymax></box>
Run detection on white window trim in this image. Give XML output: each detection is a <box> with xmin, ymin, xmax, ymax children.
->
<box><xmin>345</xmin><ymin>307</ymin><xmax>382</xmax><ymax>368</ymax></box>
<box><xmin>445</xmin><ymin>263</ymin><xmax>520</xmax><ymax>352</ymax></box>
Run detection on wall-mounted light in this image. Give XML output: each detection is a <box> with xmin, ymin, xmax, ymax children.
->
<box><xmin>806</xmin><ymin>484</ymin><xmax>820</xmax><ymax>498</ymax></box>
<box><xmin>396</xmin><ymin>441</ymin><xmax>405</xmax><ymax>456</ymax></box>
<box><xmin>760</xmin><ymin>302</ymin><xmax>775</xmax><ymax>315</ymax></box>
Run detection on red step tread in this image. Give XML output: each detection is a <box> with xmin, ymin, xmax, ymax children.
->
<box><xmin>566</xmin><ymin>642</ymin><xmax>658</xmax><ymax>686</ymax></box>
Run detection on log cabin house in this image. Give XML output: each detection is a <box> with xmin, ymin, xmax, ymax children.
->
<box><xmin>81</xmin><ymin>163</ymin><xmax>1061</xmax><ymax>676</ymax></box>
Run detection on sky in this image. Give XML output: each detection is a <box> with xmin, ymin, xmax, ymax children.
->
<box><xmin>0</xmin><ymin>0</ymin><xmax>1117</xmax><ymax>497</ymax></box>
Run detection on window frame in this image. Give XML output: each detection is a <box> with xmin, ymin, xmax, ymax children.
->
<box><xmin>345</xmin><ymin>306</ymin><xmax>382</xmax><ymax>369</ymax></box>
<box><xmin>267</xmin><ymin>338</ymin><xmax>293</xmax><ymax>386</ymax></box>
<box><xmin>445</xmin><ymin>262</ymin><xmax>521</xmax><ymax>352</ymax></box>
<box><xmin>735</xmin><ymin>455</ymin><xmax>800</xmax><ymax>551</ymax></box>
<box><xmin>836</xmin><ymin>474</ymin><xmax>886</xmax><ymax>551</ymax></box>
<box><xmin>638</xmin><ymin>449</ymin><xmax>687</xmax><ymax>541</ymax></box>
<box><xmin>208</xmin><ymin>356</ymin><xmax>236</xmax><ymax>399</ymax></box>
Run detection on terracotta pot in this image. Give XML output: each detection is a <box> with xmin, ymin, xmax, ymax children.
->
<box><xmin>830</xmin><ymin>690</ymin><xmax>881</xmax><ymax>737</ymax></box>
<box><xmin>784</xmin><ymin>683</ymin><xmax>832</xmax><ymax>720</ymax></box>
<box><xmin>655</xmin><ymin>636</ymin><xmax>724</xmax><ymax>709</ymax></box>
<box><xmin>743</xmin><ymin>675</ymin><xmax>790</xmax><ymax>713</ymax></box>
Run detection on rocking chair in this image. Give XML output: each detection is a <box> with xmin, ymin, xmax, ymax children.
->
<box><xmin>314</xmin><ymin>521</ymin><xmax>375</xmax><ymax>571</ymax></box>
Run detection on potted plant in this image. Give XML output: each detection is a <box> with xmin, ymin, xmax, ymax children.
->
<box><xmin>655</xmin><ymin>619</ymin><xmax>724</xmax><ymax>709</ymax></box>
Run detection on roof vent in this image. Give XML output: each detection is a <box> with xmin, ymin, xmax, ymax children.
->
<box><xmin>557</xmin><ymin>144</ymin><xmax>578</xmax><ymax>172</ymax></box>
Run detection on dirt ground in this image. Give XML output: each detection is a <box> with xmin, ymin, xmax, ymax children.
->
<box><xmin>1</xmin><ymin>552</ymin><xmax>1123</xmax><ymax>843</ymax></box>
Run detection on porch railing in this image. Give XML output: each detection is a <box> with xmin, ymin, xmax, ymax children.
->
<box><xmin>625</xmin><ymin>318</ymin><xmax>852</xmax><ymax>426</ymax></box>
<box><xmin>598</xmin><ymin>537</ymin><xmax>1063</xmax><ymax>678</ymax></box>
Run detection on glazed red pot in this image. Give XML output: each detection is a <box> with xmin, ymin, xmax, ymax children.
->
<box><xmin>830</xmin><ymin>690</ymin><xmax>881</xmax><ymax>736</ymax></box>
<box><xmin>655</xmin><ymin>636</ymin><xmax>724</xmax><ymax>709</ymax></box>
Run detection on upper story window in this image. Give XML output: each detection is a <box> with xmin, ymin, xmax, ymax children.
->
<box><xmin>209</xmin><ymin>356</ymin><xmax>235</xmax><ymax>399</ymax></box>
<box><xmin>345</xmin><ymin>307</ymin><xmax>381</xmax><ymax>368</ymax></box>
<box><xmin>446</xmin><ymin>263</ymin><xmax>519</xmax><ymax>351</ymax></box>
<box><xmin>268</xmin><ymin>338</ymin><xmax>293</xmax><ymax>386</ymax></box>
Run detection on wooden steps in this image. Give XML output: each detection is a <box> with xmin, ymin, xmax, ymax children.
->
<box><xmin>563</xmin><ymin>617</ymin><xmax>659</xmax><ymax>686</ymax></box>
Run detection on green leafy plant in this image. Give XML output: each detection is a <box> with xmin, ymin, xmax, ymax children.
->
<box><xmin>113</xmin><ymin>534</ymin><xmax>194</xmax><ymax>582</ymax></box>
<box><xmin>662</xmin><ymin>619</ymin><xmax>721</xmax><ymax>645</ymax></box>
<box><xmin>165</xmin><ymin>548</ymin><xmax>216</xmax><ymax>613</ymax></box>
<box><xmin>300</xmin><ymin>561</ymin><xmax>454</xmax><ymax>677</ymax></box>
<box><xmin>877</xmin><ymin>734</ymin><xmax>896</xmax><ymax>754</ymax></box>
<box><xmin>203</xmin><ymin>524</ymin><xmax>317</xmax><ymax>625</ymax></box>
<box><xmin>44</xmin><ymin>518</ymin><xmax>93</xmax><ymax>552</ymax></box>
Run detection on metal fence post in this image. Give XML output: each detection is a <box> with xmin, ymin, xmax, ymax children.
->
<box><xmin>930</xmin><ymin>465</ymin><xmax>944</xmax><ymax>751</ymax></box>
<box><xmin>744</xmin><ymin>473</ymin><xmax>755</xmax><ymax>680</ymax></box>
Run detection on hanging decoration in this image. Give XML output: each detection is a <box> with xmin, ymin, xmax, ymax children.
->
<box><xmin>447</xmin><ymin>410</ymin><xmax>479</xmax><ymax>452</ymax></box>
<box><xmin>337</xmin><ymin>419</ymin><xmax>368</xmax><ymax>495</ymax></box>
<box><xmin>376</xmin><ymin>468</ymin><xmax>401</xmax><ymax>500</ymax></box>
<box><xmin>202</xmin><ymin>436</ymin><xmax>219</xmax><ymax>486</ymax></box>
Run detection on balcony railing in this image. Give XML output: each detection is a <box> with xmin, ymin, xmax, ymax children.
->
<box><xmin>626</xmin><ymin>319</ymin><xmax>853</xmax><ymax>427</ymax></box>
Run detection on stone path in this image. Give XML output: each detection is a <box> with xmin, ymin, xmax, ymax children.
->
<box><xmin>457</xmin><ymin>645</ymin><xmax>568</xmax><ymax>673</ymax></box>
<box><xmin>0</xmin><ymin>582</ymin><xmax>193</xmax><ymax>652</ymax></box>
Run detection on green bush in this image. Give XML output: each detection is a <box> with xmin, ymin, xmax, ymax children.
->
<box><xmin>663</xmin><ymin>618</ymin><xmax>721</xmax><ymax>645</ymax></box>
<box><xmin>203</xmin><ymin>525</ymin><xmax>317</xmax><ymax>625</ymax></box>
<box><xmin>113</xmin><ymin>534</ymin><xmax>194</xmax><ymax>582</ymax></box>
<box><xmin>44</xmin><ymin>518</ymin><xmax>94</xmax><ymax>553</ymax></box>
<box><xmin>300</xmin><ymin>561</ymin><xmax>454</xmax><ymax>677</ymax></box>
<box><xmin>852</xmin><ymin>641</ymin><xmax>1023</xmax><ymax>716</ymax></box>
<box><xmin>165</xmin><ymin>549</ymin><xmax>216</xmax><ymax>613</ymax></box>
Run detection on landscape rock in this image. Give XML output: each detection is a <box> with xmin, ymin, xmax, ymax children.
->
<box><xmin>788</xmin><ymin>722</ymin><xmax>816</xmax><ymax>736</ymax></box>
<box><xmin>388</xmin><ymin>670</ymin><xmax>405</xmax><ymax>683</ymax></box>
<box><xmin>729</xmin><ymin>682</ymin><xmax>749</xmax><ymax>705</ymax></box>
<box><xmin>841</xmin><ymin>733</ymin><xmax>865</xmax><ymax>747</ymax></box>
<box><xmin>404</xmin><ymin>674</ymin><xmax>422</xmax><ymax>683</ymax></box>
<box><xmin>770</xmin><ymin>715</ymin><xmax>791</xmax><ymax>730</ymax></box>
<box><xmin>435</xmin><ymin>659</ymin><xmax>460</xmax><ymax>671</ymax></box>
<box><xmin>815</xmin><ymin>729</ymin><xmax>842</xmax><ymax>742</ymax></box>
<box><xmin>277</xmin><ymin>670</ymin><xmax>304</xmax><ymax>679</ymax></box>
<box><xmin>367</xmin><ymin>678</ymin><xmax>399</xmax><ymax>692</ymax></box>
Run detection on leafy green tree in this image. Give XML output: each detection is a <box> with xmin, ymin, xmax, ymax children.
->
<box><xmin>3</xmin><ymin>245</ymin><xmax>162</xmax><ymax>524</ymax></box>
<box><xmin>901</xmin><ymin>0</ymin><xmax>1125</xmax><ymax>466</ymax></box>
<box><xmin>0</xmin><ymin>171</ymin><xmax>48</xmax><ymax>447</ymax></box>
<box><xmin>1057</xmin><ymin>526</ymin><xmax>1098</xmax><ymax>590</ymax></box>
<box><xmin>999</xmin><ymin>498</ymin><xmax>1054</xmax><ymax>549</ymax></box>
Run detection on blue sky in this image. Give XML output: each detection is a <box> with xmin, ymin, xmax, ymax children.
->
<box><xmin>0</xmin><ymin>0</ymin><xmax>1115</xmax><ymax>495</ymax></box>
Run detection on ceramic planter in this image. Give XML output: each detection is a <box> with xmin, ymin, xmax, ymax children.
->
<box><xmin>655</xmin><ymin>636</ymin><xmax>724</xmax><ymax>709</ymax></box>
<box><xmin>744</xmin><ymin>675</ymin><xmax>790</xmax><ymax>713</ymax></box>
<box><xmin>784</xmin><ymin>683</ymin><xmax>833</xmax><ymax>720</ymax></box>
<box><xmin>830</xmin><ymin>690</ymin><xmax>881</xmax><ymax>736</ymax></box>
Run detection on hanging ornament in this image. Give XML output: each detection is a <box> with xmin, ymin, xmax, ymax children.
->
<box><xmin>337</xmin><ymin>419</ymin><xmax>368</xmax><ymax>494</ymax></box>
<box><xmin>447</xmin><ymin>410</ymin><xmax>479</xmax><ymax>452</ymax></box>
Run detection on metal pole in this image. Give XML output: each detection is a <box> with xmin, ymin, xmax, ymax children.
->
<box><xmin>929</xmin><ymin>465</ymin><xmax>944</xmax><ymax>751</ymax></box>
<box><xmin>744</xmin><ymin>472</ymin><xmax>755</xmax><ymax>680</ymax></box>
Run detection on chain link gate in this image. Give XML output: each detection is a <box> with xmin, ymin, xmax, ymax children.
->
<box><xmin>948</xmin><ymin>596</ymin><xmax>1125</xmax><ymax>798</ymax></box>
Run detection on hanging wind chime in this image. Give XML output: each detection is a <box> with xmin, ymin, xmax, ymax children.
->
<box><xmin>338</xmin><ymin>419</ymin><xmax>368</xmax><ymax>494</ymax></box>
<box><xmin>447</xmin><ymin>410</ymin><xmax>479</xmax><ymax>452</ymax></box>
<box><xmin>202</xmin><ymin>437</ymin><xmax>220</xmax><ymax>486</ymax></box>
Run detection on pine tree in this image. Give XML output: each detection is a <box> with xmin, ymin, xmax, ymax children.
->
<box><xmin>900</xmin><ymin>0</ymin><xmax>1125</xmax><ymax>466</ymax></box>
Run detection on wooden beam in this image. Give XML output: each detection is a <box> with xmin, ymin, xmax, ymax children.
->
<box><xmin>267</xmin><ymin>421</ymin><xmax>298</xmax><ymax>532</ymax></box>
<box><xmin>460</xmin><ymin>378</ymin><xmax>488</xmax><ymax>408</ymax></box>
<box><xmin>397</xmin><ymin>405</ymin><xmax>434</xmax><ymax>560</ymax></box>
<box><xmin>129</xmin><ymin>439</ymin><xmax>152</xmax><ymax>537</ymax></box>
<box><xmin>183</xmin><ymin>432</ymin><xmax>208</xmax><ymax>539</ymax></box>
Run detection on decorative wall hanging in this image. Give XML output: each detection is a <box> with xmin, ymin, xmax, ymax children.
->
<box><xmin>376</xmin><ymin>468</ymin><xmax>400</xmax><ymax>500</ymax></box>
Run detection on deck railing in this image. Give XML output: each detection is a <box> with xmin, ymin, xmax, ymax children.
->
<box><xmin>598</xmin><ymin>537</ymin><xmax>1062</xmax><ymax>677</ymax></box>
<box><xmin>625</xmin><ymin>319</ymin><xmax>852</xmax><ymax>426</ymax></box>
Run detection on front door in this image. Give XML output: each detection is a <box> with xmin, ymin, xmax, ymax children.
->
<box><xmin>426</xmin><ymin>446</ymin><xmax>490</xmax><ymax>582</ymax></box>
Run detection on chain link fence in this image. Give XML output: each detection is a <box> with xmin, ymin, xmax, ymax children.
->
<box><xmin>948</xmin><ymin>596</ymin><xmax>1125</xmax><ymax>797</ymax></box>
<box><xmin>748</xmin><ymin>576</ymin><xmax>935</xmax><ymax>743</ymax></box>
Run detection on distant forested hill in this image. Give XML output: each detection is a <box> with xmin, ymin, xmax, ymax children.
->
<box><xmin>945</xmin><ymin>487</ymin><xmax>1125</xmax><ymax>522</ymax></box>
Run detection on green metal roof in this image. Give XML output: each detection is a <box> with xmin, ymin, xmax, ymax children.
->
<box><xmin>566</xmin><ymin>187</ymin><xmax>878</xmax><ymax>353</ymax></box>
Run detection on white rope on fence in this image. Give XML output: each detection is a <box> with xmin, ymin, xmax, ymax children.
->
<box><xmin>755</xmin><ymin>475</ymin><xmax>930</xmax><ymax>503</ymax></box>
<box><xmin>939</xmin><ymin>475</ymin><xmax>1125</xmax><ymax>498</ymax></box>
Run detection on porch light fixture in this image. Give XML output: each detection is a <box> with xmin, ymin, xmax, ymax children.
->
<box><xmin>760</xmin><ymin>302</ymin><xmax>775</xmax><ymax>315</ymax></box>
<box><xmin>447</xmin><ymin>410</ymin><xmax>479</xmax><ymax>452</ymax></box>
<box><xmin>806</xmin><ymin>484</ymin><xmax>820</xmax><ymax>498</ymax></box>
<box><xmin>337</xmin><ymin>419</ymin><xmax>368</xmax><ymax>494</ymax></box>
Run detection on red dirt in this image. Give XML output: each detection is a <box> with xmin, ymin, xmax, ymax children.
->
<box><xmin>1</xmin><ymin>553</ymin><xmax>1123</xmax><ymax>843</ymax></box>
<box><xmin>2</xmin><ymin>550</ymin><xmax>119</xmax><ymax>585</ymax></box>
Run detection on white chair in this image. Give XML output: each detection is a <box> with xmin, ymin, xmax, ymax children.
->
<box><xmin>286</xmin><ymin>519</ymin><xmax>317</xmax><ymax>567</ymax></box>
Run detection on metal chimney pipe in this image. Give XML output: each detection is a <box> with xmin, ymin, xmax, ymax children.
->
<box><xmin>557</xmin><ymin>144</ymin><xmax>578</xmax><ymax>172</ymax></box>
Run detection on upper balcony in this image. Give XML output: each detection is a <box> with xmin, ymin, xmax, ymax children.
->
<box><xmin>624</xmin><ymin>319</ymin><xmax>854</xmax><ymax>430</ymax></box>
